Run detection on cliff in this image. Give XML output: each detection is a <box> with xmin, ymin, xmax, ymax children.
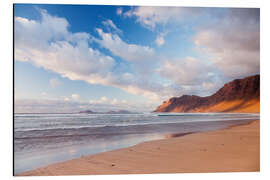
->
<box><xmin>154</xmin><ymin>75</ymin><xmax>260</xmax><ymax>113</ymax></box>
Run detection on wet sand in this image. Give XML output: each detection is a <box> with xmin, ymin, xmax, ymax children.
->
<box><xmin>18</xmin><ymin>120</ymin><xmax>260</xmax><ymax>176</ymax></box>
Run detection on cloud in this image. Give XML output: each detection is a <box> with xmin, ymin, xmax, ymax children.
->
<box><xmin>116</xmin><ymin>8</ymin><xmax>123</xmax><ymax>15</ymax></box>
<box><xmin>41</xmin><ymin>92</ymin><xmax>47</xmax><ymax>96</ymax></box>
<box><xmin>158</xmin><ymin>57</ymin><xmax>221</xmax><ymax>95</ymax></box>
<box><xmin>15</xmin><ymin>9</ymin><xmax>115</xmax><ymax>86</ymax></box>
<box><xmin>124</xmin><ymin>6</ymin><xmax>204</xmax><ymax>29</ymax></box>
<box><xmin>88</xmin><ymin>97</ymin><xmax>128</xmax><ymax>106</ymax></box>
<box><xmin>94</xmin><ymin>28</ymin><xmax>162</xmax><ymax>79</ymax></box>
<box><xmin>14</xmin><ymin>9</ymin><xmax>168</xmax><ymax>102</ymax></box>
<box><xmin>71</xmin><ymin>94</ymin><xmax>80</xmax><ymax>100</ymax></box>
<box><xmin>159</xmin><ymin>57</ymin><xmax>210</xmax><ymax>85</ymax></box>
<box><xmin>15</xmin><ymin>98</ymin><xmax>157</xmax><ymax>113</ymax></box>
<box><xmin>49</xmin><ymin>78</ymin><xmax>61</xmax><ymax>88</ymax></box>
<box><xmin>95</xmin><ymin>28</ymin><xmax>156</xmax><ymax>63</ymax></box>
<box><xmin>128</xmin><ymin>7</ymin><xmax>260</xmax><ymax>86</ymax></box>
<box><xmin>155</xmin><ymin>33</ymin><xmax>165</xmax><ymax>47</ymax></box>
<box><xmin>14</xmin><ymin>8</ymin><xmax>260</xmax><ymax>109</ymax></box>
<box><xmin>111</xmin><ymin>98</ymin><xmax>118</xmax><ymax>105</ymax></box>
<box><xmin>125</xmin><ymin>7</ymin><xmax>260</xmax><ymax>80</ymax></box>
<box><xmin>193</xmin><ymin>8</ymin><xmax>260</xmax><ymax>79</ymax></box>
<box><xmin>100</xmin><ymin>96</ymin><xmax>108</xmax><ymax>103</ymax></box>
<box><xmin>121</xmin><ymin>99</ymin><xmax>127</xmax><ymax>104</ymax></box>
<box><xmin>127</xmin><ymin>7</ymin><xmax>259</xmax><ymax>81</ymax></box>
<box><xmin>15</xmin><ymin>99</ymin><xmax>82</xmax><ymax>113</ymax></box>
<box><xmin>88</xmin><ymin>96</ymin><xmax>109</xmax><ymax>104</ymax></box>
<box><xmin>102</xmin><ymin>19</ymin><xmax>122</xmax><ymax>34</ymax></box>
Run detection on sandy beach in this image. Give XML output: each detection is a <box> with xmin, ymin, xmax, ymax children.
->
<box><xmin>18</xmin><ymin>119</ymin><xmax>260</xmax><ymax>176</ymax></box>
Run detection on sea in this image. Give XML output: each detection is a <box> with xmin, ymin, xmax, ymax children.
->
<box><xmin>14</xmin><ymin>112</ymin><xmax>260</xmax><ymax>174</ymax></box>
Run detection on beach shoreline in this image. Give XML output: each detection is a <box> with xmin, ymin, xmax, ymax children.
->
<box><xmin>17</xmin><ymin>119</ymin><xmax>260</xmax><ymax>176</ymax></box>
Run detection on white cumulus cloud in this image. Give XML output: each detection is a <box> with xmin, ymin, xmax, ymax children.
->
<box><xmin>158</xmin><ymin>57</ymin><xmax>221</xmax><ymax>96</ymax></box>
<box><xmin>117</xmin><ymin>8</ymin><xmax>123</xmax><ymax>15</ymax></box>
<box><xmin>71</xmin><ymin>94</ymin><xmax>80</xmax><ymax>100</ymax></box>
<box><xmin>193</xmin><ymin>8</ymin><xmax>260</xmax><ymax>79</ymax></box>
<box><xmin>14</xmin><ymin>7</ymin><xmax>260</xmax><ymax>108</ymax></box>
<box><xmin>95</xmin><ymin>28</ymin><xmax>157</xmax><ymax>64</ymax></box>
<box><xmin>15</xmin><ymin>9</ymin><xmax>115</xmax><ymax>86</ymax></box>
<box><xmin>111</xmin><ymin>98</ymin><xmax>118</xmax><ymax>105</ymax></box>
<box><xmin>14</xmin><ymin>9</ymin><xmax>169</xmax><ymax>102</ymax></box>
<box><xmin>124</xmin><ymin>6</ymin><xmax>204</xmax><ymax>29</ymax></box>
<box><xmin>155</xmin><ymin>34</ymin><xmax>165</xmax><ymax>47</ymax></box>
<box><xmin>102</xmin><ymin>19</ymin><xmax>122</xmax><ymax>34</ymax></box>
<box><xmin>100</xmin><ymin>96</ymin><xmax>108</xmax><ymax>103</ymax></box>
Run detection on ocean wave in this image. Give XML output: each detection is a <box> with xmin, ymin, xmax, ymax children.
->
<box><xmin>14</xmin><ymin>117</ymin><xmax>258</xmax><ymax>132</ymax></box>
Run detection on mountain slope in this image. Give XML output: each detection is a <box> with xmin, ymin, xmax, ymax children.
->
<box><xmin>154</xmin><ymin>75</ymin><xmax>260</xmax><ymax>113</ymax></box>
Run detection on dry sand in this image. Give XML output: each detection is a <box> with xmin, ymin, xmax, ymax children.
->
<box><xmin>18</xmin><ymin>120</ymin><xmax>260</xmax><ymax>176</ymax></box>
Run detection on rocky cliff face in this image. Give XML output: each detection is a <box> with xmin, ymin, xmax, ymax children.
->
<box><xmin>154</xmin><ymin>75</ymin><xmax>260</xmax><ymax>113</ymax></box>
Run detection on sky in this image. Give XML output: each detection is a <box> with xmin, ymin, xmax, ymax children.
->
<box><xmin>14</xmin><ymin>4</ymin><xmax>260</xmax><ymax>113</ymax></box>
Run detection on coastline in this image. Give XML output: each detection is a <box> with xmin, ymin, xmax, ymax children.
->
<box><xmin>18</xmin><ymin>119</ymin><xmax>260</xmax><ymax>176</ymax></box>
